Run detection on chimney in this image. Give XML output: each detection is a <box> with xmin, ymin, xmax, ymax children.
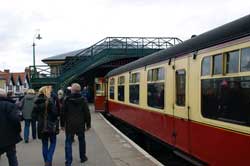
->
<box><xmin>25</xmin><ymin>67</ymin><xmax>31</xmax><ymax>78</ymax></box>
<box><xmin>4</xmin><ymin>69</ymin><xmax>10</xmax><ymax>73</ymax></box>
<box><xmin>191</xmin><ymin>34</ymin><xmax>197</xmax><ymax>38</ymax></box>
<box><xmin>25</xmin><ymin>67</ymin><xmax>30</xmax><ymax>73</ymax></box>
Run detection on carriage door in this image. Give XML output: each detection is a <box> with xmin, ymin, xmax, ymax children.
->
<box><xmin>94</xmin><ymin>77</ymin><xmax>105</xmax><ymax>112</ymax></box>
<box><xmin>172</xmin><ymin>57</ymin><xmax>190</xmax><ymax>153</ymax></box>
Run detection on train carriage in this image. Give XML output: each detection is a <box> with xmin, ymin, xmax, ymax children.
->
<box><xmin>105</xmin><ymin>14</ymin><xmax>250</xmax><ymax>166</ymax></box>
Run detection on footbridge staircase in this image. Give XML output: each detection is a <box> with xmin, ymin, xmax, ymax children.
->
<box><xmin>30</xmin><ymin>37</ymin><xmax>182</xmax><ymax>90</ymax></box>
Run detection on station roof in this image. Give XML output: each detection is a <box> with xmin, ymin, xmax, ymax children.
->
<box><xmin>106</xmin><ymin>14</ymin><xmax>250</xmax><ymax>77</ymax></box>
<box><xmin>42</xmin><ymin>48</ymin><xmax>86</xmax><ymax>62</ymax></box>
<box><xmin>42</xmin><ymin>38</ymin><xmax>157</xmax><ymax>64</ymax></box>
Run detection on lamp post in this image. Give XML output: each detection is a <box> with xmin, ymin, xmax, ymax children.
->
<box><xmin>32</xmin><ymin>30</ymin><xmax>42</xmax><ymax>67</ymax></box>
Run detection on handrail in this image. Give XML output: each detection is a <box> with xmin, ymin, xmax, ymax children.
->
<box><xmin>61</xmin><ymin>37</ymin><xmax>182</xmax><ymax>72</ymax></box>
<box><xmin>30</xmin><ymin>37</ymin><xmax>182</xmax><ymax>90</ymax></box>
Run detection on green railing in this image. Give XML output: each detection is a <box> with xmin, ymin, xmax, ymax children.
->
<box><xmin>30</xmin><ymin>37</ymin><xmax>182</xmax><ymax>90</ymax></box>
<box><xmin>61</xmin><ymin>37</ymin><xmax>182</xmax><ymax>72</ymax></box>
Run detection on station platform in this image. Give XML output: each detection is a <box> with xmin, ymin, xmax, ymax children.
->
<box><xmin>0</xmin><ymin>105</ymin><xmax>161</xmax><ymax>166</ymax></box>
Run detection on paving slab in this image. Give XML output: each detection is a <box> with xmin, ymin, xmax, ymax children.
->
<box><xmin>0</xmin><ymin>104</ymin><xmax>160</xmax><ymax>166</ymax></box>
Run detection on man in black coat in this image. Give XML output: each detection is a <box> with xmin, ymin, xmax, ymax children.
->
<box><xmin>0</xmin><ymin>89</ymin><xmax>22</xmax><ymax>166</ymax></box>
<box><xmin>61</xmin><ymin>83</ymin><xmax>91</xmax><ymax>166</ymax></box>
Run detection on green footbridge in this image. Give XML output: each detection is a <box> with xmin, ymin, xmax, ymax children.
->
<box><xmin>30</xmin><ymin>37</ymin><xmax>182</xmax><ymax>90</ymax></box>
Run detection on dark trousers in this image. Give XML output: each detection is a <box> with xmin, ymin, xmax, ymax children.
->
<box><xmin>42</xmin><ymin>134</ymin><xmax>57</xmax><ymax>163</ymax></box>
<box><xmin>0</xmin><ymin>145</ymin><xmax>18</xmax><ymax>166</ymax></box>
<box><xmin>65</xmin><ymin>133</ymin><xmax>86</xmax><ymax>166</ymax></box>
<box><xmin>24</xmin><ymin>119</ymin><xmax>37</xmax><ymax>141</ymax></box>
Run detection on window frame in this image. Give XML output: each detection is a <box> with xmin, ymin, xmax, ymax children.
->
<box><xmin>147</xmin><ymin>67</ymin><xmax>165</xmax><ymax>110</ymax></box>
<box><xmin>240</xmin><ymin>47</ymin><xmax>250</xmax><ymax>72</ymax></box>
<box><xmin>200</xmin><ymin>77</ymin><xmax>250</xmax><ymax>127</ymax></box>
<box><xmin>225</xmin><ymin>50</ymin><xmax>240</xmax><ymax>74</ymax></box>
<box><xmin>109</xmin><ymin>78</ymin><xmax>115</xmax><ymax>100</ymax></box>
<box><xmin>129</xmin><ymin>72</ymin><xmax>140</xmax><ymax>104</ymax></box>
<box><xmin>212</xmin><ymin>54</ymin><xmax>223</xmax><ymax>75</ymax></box>
<box><xmin>200</xmin><ymin>47</ymin><xmax>250</xmax><ymax>128</ymax></box>
<box><xmin>176</xmin><ymin>69</ymin><xmax>186</xmax><ymax>107</ymax></box>
<box><xmin>117</xmin><ymin>75</ymin><xmax>125</xmax><ymax>102</ymax></box>
<box><xmin>201</xmin><ymin>56</ymin><xmax>212</xmax><ymax>76</ymax></box>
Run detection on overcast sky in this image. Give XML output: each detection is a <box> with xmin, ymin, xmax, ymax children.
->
<box><xmin>0</xmin><ymin>0</ymin><xmax>250</xmax><ymax>72</ymax></box>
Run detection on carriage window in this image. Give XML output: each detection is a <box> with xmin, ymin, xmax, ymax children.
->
<box><xmin>201</xmin><ymin>77</ymin><xmax>250</xmax><ymax>126</ymax></box>
<box><xmin>129</xmin><ymin>73</ymin><xmax>140</xmax><ymax>104</ymax></box>
<box><xmin>109</xmin><ymin>86</ymin><xmax>114</xmax><ymax>99</ymax></box>
<box><xmin>147</xmin><ymin>70</ymin><xmax>153</xmax><ymax>81</ymax></box>
<box><xmin>241</xmin><ymin>48</ymin><xmax>250</xmax><ymax>72</ymax></box>
<box><xmin>96</xmin><ymin>83</ymin><xmax>104</xmax><ymax>96</ymax></box>
<box><xmin>201</xmin><ymin>57</ymin><xmax>211</xmax><ymax>76</ymax></box>
<box><xmin>130</xmin><ymin>73</ymin><xmax>140</xmax><ymax>83</ymax></box>
<box><xmin>118</xmin><ymin>76</ymin><xmax>125</xmax><ymax>102</ymax></box>
<box><xmin>176</xmin><ymin>70</ymin><xmax>186</xmax><ymax>106</ymax></box>
<box><xmin>213</xmin><ymin>54</ymin><xmax>223</xmax><ymax>75</ymax></box>
<box><xmin>109</xmin><ymin>78</ymin><xmax>115</xmax><ymax>99</ymax></box>
<box><xmin>130</xmin><ymin>85</ymin><xmax>139</xmax><ymax>104</ymax></box>
<box><xmin>226</xmin><ymin>50</ymin><xmax>239</xmax><ymax>73</ymax></box>
<box><xmin>158</xmin><ymin>68</ymin><xmax>165</xmax><ymax>80</ymax></box>
<box><xmin>147</xmin><ymin>67</ymin><xmax>165</xmax><ymax>81</ymax></box>
<box><xmin>118</xmin><ymin>86</ymin><xmax>124</xmax><ymax>101</ymax></box>
<box><xmin>147</xmin><ymin>67</ymin><xmax>165</xmax><ymax>109</ymax></box>
<box><xmin>147</xmin><ymin>83</ymin><xmax>164</xmax><ymax>109</ymax></box>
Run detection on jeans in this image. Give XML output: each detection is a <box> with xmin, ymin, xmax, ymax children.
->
<box><xmin>0</xmin><ymin>145</ymin><xmax>18</xmax><ymax>166</ymax></box>
<box><xmin>65</xmin><ymin>133</ymin><xmax>86</xmax><ymax>166</ymax></box>
<box><xmin>24</xmin><ymin>119</ymin><xmax>37</xmax><ymax>141</ymax></box>
<box><xmin>42</xmin><ymin>134</ymin><xmax>57</xmax><ymax>163</ymax></box>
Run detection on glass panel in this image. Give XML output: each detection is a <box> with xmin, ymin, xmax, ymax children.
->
<box><xmin>118</xmin><ymin>86</ymin><xmax>124</xmax><ymax>101</ymax></box>
<box><xmin>241</xmin><ymin>48</ymin><xmax>250</xmax><ymax>72</ymax></box>
<box><xmin>130</xmin><ymin>73</ymin><xmax>140</xmax><ymax>83</ymax></box>
<box><xmin>96</xmin><ymin>84</ymin><xmax>104</xmax><ymax>96</ymax></box>
<box><xmin>109</xmin><ymin>86</ymin><xmax>114</xmax><ymax>99</ymax></box>
<box><xmin>201</xmin><ymin>57</ymin><xmax>211</xmax><ymax>76</ymax></box>
<box><xmin>110</xmin><ymin>78</ymin><xmax>115</xmax><ymax>85</ymax></box>
<box><xmin>201</xmin><ymin>77</ymin><xmax>250</xmax><ymax>126</ymax></box>
<box><xmin>152</xmin><ymin>69</ymin><xmax>158</xmax><ymax>81</ymax></box>
<box><xmin>118</xmin><ymin>76</ymin><xmax>125</xmax><ymax>85</ymax></box>
<box><xmin>148</xmin><ymin>68</ymin><xmax>164</xmax><ymax>81</ymax></box>
<box><xmin>147</xmin><ymin>83</ymin><xmax>164</xmax><ymax>109</ymax></box>
<box><xmin>213</xmin><ymin>54</ymin><xmax>223</xmax><ymax>75</ymax></box>
<box><xmin>158</xmin><ymin>68</ymin><xmax>165</xmax><ymax>80</ymax></box>
<box><xmin>132</xmin><ymin>74</ymin><xmax>136</xmax><ymax>83</ymax></box>
<box><xmin>129</xmin><ymin>85</ymin><xmax>139</xmax><ymax>104</ymax></box>
<box><xmin>147</xmin><ymin>70</ymin><xmax>152</xmax><ymax>81</ymax></box>
<box><xmin>136</xmin><ymin>73</ymin><xmax>140</xmax><ymax>83</ymax></box>
<box><xmin>226</xmin><ymin>50</ymin><xmax>239</xmax><ymax>73</ymax></box>
<box><xmin>176</xmin><ymin>70</ymin><xmax>186</xmax><ymax>106</ymax></box>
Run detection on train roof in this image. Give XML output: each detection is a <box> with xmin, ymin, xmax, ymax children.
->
<box><xmin>106</xmin><ymin>14</ymin><xmax>250</xmax><ymax>77</ymax></box>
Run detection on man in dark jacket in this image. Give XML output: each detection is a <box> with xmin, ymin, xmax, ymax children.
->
<box><xmin>0</xmin><ymin>89</ymin><xmax>22</xmax><ymax>166</ymax></box>
<box><xmin>61</xmin><ymin>83</ymin><xmax>91</xmax><ymax>166</ymax></box>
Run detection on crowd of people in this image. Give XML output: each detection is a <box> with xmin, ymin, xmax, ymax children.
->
<box><xmin>0</xmin><ymin>83</ymin><xmax>91</xmax><ymax>166</ymax></box>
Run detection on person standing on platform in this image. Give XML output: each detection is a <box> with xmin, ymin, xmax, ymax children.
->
<box><xmin>21</xmin><ymin>89</ymin><xmax>37</xmax><ymax>143</ymax></box>
<box><xmin>32</xmin><ymin>86</ymin><xmax>59</xmax><ymax>166</ymax></box>
<box><xmin>57</xmin><ymin>89</ymin><xmax>64</xmax><ymax>110</ymax></box>
<box><xmin>0</xmin><ymin>89</ymin><xmax>22</xmax><ymax>166</ymax></box>
<box><xmin>61</xmin><ymin>83</ymin><xmax>91</xmax><ymax>166</ymax></box>
<box><xmin>81</xmin><ymin>86</ymin><xmax>88</xmax><ymax>102</ymax></box>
